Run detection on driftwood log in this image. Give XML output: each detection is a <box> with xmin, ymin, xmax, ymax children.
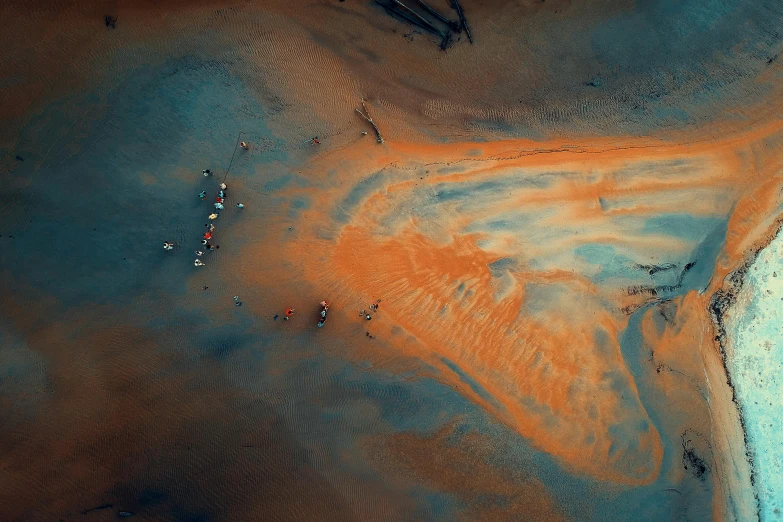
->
<box><xmin>355</xmin><ymin>99</ymin><xmax>384</xmax><ymax>144</ymax></box>
<box><xmin>391</xmin><ymin>0</ymin><xmax>445</xmax><ymax>37</ymax></box>
<box><xmin>375</xmin><ymin>0</ymin><xmax>442</xmax><ymax>37</ymax></box>
<box><xmin>412</xmin><ymin>0</ymin><xmax>461</xmax><ymax>32</ymax></box>
<box><xmin>451</xmin><ymin>0</ymin><xmax>472</xmax><ymax>43</ymax></box>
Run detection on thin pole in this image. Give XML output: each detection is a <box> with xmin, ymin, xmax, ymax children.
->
<box><xmin>223</xmin><ymin>132</ymin><xmax>244</xmax><ymax>183</ymax></box>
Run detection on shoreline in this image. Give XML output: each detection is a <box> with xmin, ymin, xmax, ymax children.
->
<box><xmin>708</xmin><ymin>217</ymin><xmax>783</xmax><ymax>521</ymax></box>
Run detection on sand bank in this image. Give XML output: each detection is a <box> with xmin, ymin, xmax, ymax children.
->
<box><xmin>1</xmin><ymin>0</ymin><xmax>782</xmax><ymax>519</ymax></box>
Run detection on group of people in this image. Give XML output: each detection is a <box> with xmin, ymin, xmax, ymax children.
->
<box><xmin>194</xmin><ymin>175</ymin><xmax>232</xmax><ymax>266</ymax></box>
<box><xmin>360</xmin><ymin>299</ymin><xmax>381</xmax><ymax>320</ymax></box>
<box><xmin>161</xmin><ymin>169</ymin><xmax>245</xmax><ymax>258</ymax></box>
<box><xmin>273</xmin><ymin>300</ymin><xmax>329</xmax><ymax>328</ymax></box>
<box><xmin>278</xmin><ymin>299</ymin><xmax>377</xmax><ymax>329</ymax></box>
<box><xmin>162</xmin><ymin>155</ymin><xmax>345</xmax><ymax>330</ymax></box>
<box><xmin>193</xmin><ymin>171</ymin><xmax>247</xmax><ymax>266</ymax></box>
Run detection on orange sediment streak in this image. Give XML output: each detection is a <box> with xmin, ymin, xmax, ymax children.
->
<box><xmin>235</xmin><ymin>116</ymin><xmax>783</xmax><ymax>484</ymax></box>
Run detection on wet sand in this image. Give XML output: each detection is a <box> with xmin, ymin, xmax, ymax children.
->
<box><xmin>1</xmin><ymin>0</ymin><xmax>782</xmax><ymax>520</ymax></box>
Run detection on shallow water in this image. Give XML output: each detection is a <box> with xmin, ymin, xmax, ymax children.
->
<box><xmin>1</xmin><ymin>1</ymin><xmax>782</xmax><ymax>521</ymax></box>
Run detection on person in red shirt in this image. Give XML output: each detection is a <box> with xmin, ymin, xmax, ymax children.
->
<box><xmin>284</xmin><ymin>308</ymin><xmax>295</xmax><ymax>320</ymax></box>
<box><xmin>204</xmin><ymin>232</ymin><xmax>212</xmax><ymax>240</ymax></box>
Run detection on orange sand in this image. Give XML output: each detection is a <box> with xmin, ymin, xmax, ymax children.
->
<box><xmin>2</xmin><ymin>0</ymin><xmax>782</xmax><ymax>518</ymax></box>
<box><xmin>237</xmin><ymin>118</ymin><xmax>778</xmax><ymax>486</ymax></box>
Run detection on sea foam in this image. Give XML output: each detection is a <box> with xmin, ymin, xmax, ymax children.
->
<box><xmin>726</xmin><ymin>229</ymin><xmax>783</xmax><ymax>521</ymax></box>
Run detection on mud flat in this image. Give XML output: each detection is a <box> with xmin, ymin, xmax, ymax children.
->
<box><xmin>1</xmin><ymin>0</ymin><xmax>783</xmax><ymax>520</ymax></box>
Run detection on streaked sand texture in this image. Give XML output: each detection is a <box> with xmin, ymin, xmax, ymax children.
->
<box><xmin>1</xmin><ymin>0</ymin><xmax>782</xmax><ymax>520</ymax></box>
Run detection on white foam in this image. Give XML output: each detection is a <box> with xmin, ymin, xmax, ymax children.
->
<box><xmin>725</xmin><ymin>229</ymin><xmax>783</xmax><ymax>521</ymax></box>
